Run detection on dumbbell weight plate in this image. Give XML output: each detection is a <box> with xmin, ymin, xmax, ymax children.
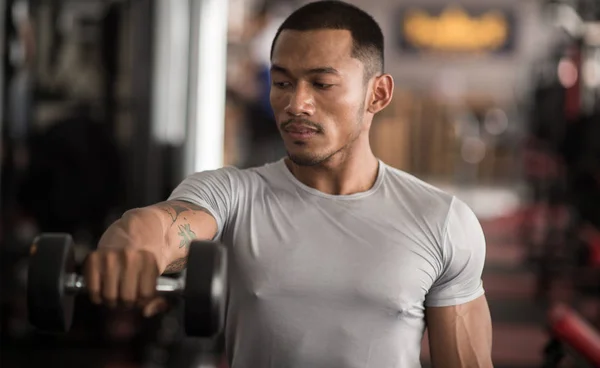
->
<box><xmin>184</xmin><ymin>240</ymin><xmax>227</xmax><ymax>338</ymax></box>
<box><xmin>27</xmin><ymin>233</ymin><xmax>76</xmax><ymax>332</ymax></box>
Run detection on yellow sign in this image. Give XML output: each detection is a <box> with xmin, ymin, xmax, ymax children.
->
<box><xmin>402</xmin><ymin>5</ymin><xmax>510</xmax><ymax>52</ymax></box>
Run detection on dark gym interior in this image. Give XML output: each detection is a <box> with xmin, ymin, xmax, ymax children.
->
<box><xmin>2</xmin><ymin>0</ymin><xmax>600</xmax><ymax>367</ymax></box>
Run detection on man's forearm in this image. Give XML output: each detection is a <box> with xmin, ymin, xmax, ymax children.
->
<box><xmin>97</xmin><ymin>208</ymin><xmax>173</xmax><ymax>273</ymax></box>
<box><xmin>151</xmin><ymin>201</ymin><xmax>218</xmax><ymax>273</ymax></box>
<box><xmin>97</xmin><ymin>200</ymin><xmax>218</xmax><ymax>274</ymax></box>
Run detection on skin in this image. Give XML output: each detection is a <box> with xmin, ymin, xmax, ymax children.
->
<box><xmin>271</xmin><ymin>29</ymin><xmax>494</xmax><ymax>367</ymax></box>
<box><xmin>270</xmin><ymin>29</ymin><xmax>392</xmax><ymax>195</ymax></box>
<box><xmin>89</xmin><ymin>200</ymin><xmax>217</xmax><ymax>316</ymax></box>
<box><xmin>426</xmin><ymin>296</ymin><xmax>494</xmax><ymax>367</ymax></box>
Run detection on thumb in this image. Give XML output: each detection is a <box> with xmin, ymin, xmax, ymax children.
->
<box><xmin>142</xmin><ymin>297</ymin><xmax>169</xmax><ymax>318</ymax></box>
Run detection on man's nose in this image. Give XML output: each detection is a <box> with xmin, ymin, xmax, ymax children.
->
<box><xmin>284</xmin><ymin>84</ymin><xmax>315</xmax><ymax>116</ymax></box>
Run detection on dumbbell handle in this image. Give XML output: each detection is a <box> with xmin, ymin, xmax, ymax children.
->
<box><xmin>64</xmin><ymin>273</ymin><xmax>184</xmax><ymax>295</ymax></box>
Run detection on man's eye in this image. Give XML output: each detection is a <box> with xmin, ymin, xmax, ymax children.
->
<box><xmin>314</xmin><ymin>83</ymin><xmax>334</xmax><ymax>89</ymax></box>
<box><xmin>273</xmin><ymin>82</ymin><xmax>291</xmax><ymax>88</ymax></box>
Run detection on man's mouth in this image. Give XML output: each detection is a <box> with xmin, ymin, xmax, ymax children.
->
<box><xmin>283</xmin><ymin>123</ymin><xmax>319</xmax><ymax>140</ymax></box>
<box><xmin>284</xmin><ymin>123</ymin><xmax>319</xmax><ymax>133</ymax></box>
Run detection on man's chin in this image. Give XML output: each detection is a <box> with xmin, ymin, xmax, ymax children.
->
<box><xmin>287</xmin><ymin>152</ymin><xmax>327</xmax><ymax>167</ymax></box>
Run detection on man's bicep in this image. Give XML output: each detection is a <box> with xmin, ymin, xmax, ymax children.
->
<box><xmin>166</xmin><ymin>167</ymin><xmax>239</xmax><ymax>239</ymax></box>
<box><xmin>424</xmin><ymin>198</ymin><xmax>492</xmax><ymax>366</ymax></box>
<box><xmin>425</xmin><ymin>197</ymin><xmax>487</xmax><ymax>307</ymax></box>
<box><xmin>426</xmin><ymin>296</ymin><xmax>493</xmax><ymax>368</ymax></box>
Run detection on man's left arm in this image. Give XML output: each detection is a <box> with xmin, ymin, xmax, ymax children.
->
<box><xmin>425</xmin><ymin>197</ymin><xmax>493</xmax><ymax>368</ymax></box>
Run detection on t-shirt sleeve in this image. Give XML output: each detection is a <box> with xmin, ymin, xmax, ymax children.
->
<box><xmin>425</xmin><ymin>197</ymin><xmax>487</xmax><ymax>307</ymax></box>
<box><xmin>167</xmin><ymin>166</ymin><xmax>241</xmax><ymax>241</ymax></box>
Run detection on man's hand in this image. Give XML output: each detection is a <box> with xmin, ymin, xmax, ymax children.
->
<box><xmin>426</xmin><ymin>295</ymin><xmax>493</xmax><ymax>368</ymax></box>
<box><xmin>84</xmin><ymin>200</ymin><xmax>217</xmax><ymax>317</ymax></box>
<box><xmin>84</xmin><ymin>248</ymin><xmax>169</xmax><ymax>317</ymax></box>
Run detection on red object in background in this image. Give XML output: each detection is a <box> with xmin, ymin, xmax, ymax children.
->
<box><xmin>523</xmin><ymin>148</ymin><xmax>563</xmax><ymax>179</ymax></box>
<box><xmin>579</xmin><ymin>226</ymin><xmax>600</xmax><ymax>267</ymax></box>
<box><xmin>548</xmin><ymin>304</ymin><xmax>600</xmax><ymax>365</ymax></box>
<box><xmin>590</xmin><ymin>237</ymin><xmax>600</xmax><ymax>267</ymax></box>
<box><xmin>587</xmin><ymin>227</ymin><xmax>600</xmax><ymax>267</ymax></box>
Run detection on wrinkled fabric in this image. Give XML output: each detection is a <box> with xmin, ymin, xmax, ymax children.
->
<box><xmin>169</xmin><ymin>159</ymin><xmax>486</xmax><ymax>368</ymax></box>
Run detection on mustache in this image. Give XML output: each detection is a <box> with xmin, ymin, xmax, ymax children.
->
<box><xmin>280</xmin><ymin>119</ymin><xmax>324</xmax><ymax>132</ymax></box>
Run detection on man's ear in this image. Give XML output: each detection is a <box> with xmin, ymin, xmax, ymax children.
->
<box><xmin>367</xmin><ymin>74</ymin><xmax>394</xmax><ymax>114</ymax></box>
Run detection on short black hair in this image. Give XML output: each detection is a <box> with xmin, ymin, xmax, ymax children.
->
<box><xmin>270</xmin><ymin>1</ymin><xmax>384</xmax><ymax>80</ymax></box>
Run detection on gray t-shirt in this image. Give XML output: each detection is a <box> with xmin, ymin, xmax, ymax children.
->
<box><xmin>168</xmin><ymin>159</ymin><xmax>486</xmax><ymax>368</ymax></box>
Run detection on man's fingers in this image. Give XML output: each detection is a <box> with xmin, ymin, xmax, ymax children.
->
<box><xmin>102</xmin><ymin>253</ymin><xmax>121</xmax><ymax>308</ymax></box>
<box><xmin>120</xmin><ymin>250</ymin><xmax>141</xmax><ymax>308</ymax></box>
<box><xmin>83</xmin><ymin>249</ymin><xmax>163</xmax><ymax>313</ymax></box>
<box><xmin>138</xmin><ymin>251</ymin><xmax>159</xmax><ymax>303</ymax></box>
<box><xmin>84</xmin><ymin>253</ymin><xmax>102</xmax><ymax>305</ymax></box>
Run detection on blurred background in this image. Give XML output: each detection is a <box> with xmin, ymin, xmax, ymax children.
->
<box><xmin>1</xmin><ymin>0</ymin><xmax>600</xmax><ymax>367</ymax></box>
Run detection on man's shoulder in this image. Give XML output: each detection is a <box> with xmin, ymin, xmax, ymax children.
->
<box><xmin>381</xmin><ymin>162</ymin><xmax>454</xmax><ymax>204</ymax></box>
<box><xmin>228</xmin><ymin>159</ymin><xmax>284</xmax><ymax>179</ymax></box>
<box><xmin>186</xmin><ymin>160</ymin><xmax>285</xmax><ymax>187</ymax></box>
<box><xmin>378</xmin><ymin>162</ymin><xmax>458</xmax><ymax>228</ymax></box>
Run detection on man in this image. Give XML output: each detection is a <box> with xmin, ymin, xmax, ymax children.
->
<box><xmin>85</xmin><ymin>1</ymin><xmax>493</xmax><ymax>367</ymax></box>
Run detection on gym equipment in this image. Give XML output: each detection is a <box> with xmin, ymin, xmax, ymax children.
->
<box><xmin>26</xmin><ymin>233</ymin><xmax>227</xmax><ymax>338</ymax></box>
<box><xmin>544</xmin><ymin>303</ymin><xmax>600</xmax><ymax>367</ymax></box>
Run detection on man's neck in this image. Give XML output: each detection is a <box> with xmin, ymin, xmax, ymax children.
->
<box><xmin>284</xmin><ymin>148</ymin><xmax>380</xmax><ymax>196</ymax></box>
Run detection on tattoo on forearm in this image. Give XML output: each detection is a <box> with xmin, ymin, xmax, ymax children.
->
<box><xmin>155</xmin><ymin>201</ymin><xmax>209</xmax><ymax>249</ymax></box>
<box><xmin>177</xmin><ymin>223</ymin><xmax>197</xmax><ymax>248</ymax></box>
<box><xmin>164</xmin><ymin>257</ymin><xmax>187</xmax><ymax>274</ymax></box>
<box><xmin>156</xmin><ymin>201</ymin><xmax>211</xmax><ymax>227</ymax></box>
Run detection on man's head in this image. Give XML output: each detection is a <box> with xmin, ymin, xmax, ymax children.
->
<box><xmin>269</xmin><ymin>0</ymin><xmax>394</xmax><ymax>167</ymax></box>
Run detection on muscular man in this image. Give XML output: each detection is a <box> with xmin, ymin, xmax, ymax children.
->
<box><xmin>85</xmin><ymin>1</ymin><xmax>493</xmax><ymax>367</ymax></box>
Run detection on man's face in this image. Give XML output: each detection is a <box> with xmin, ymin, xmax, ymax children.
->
<box><xmin>270</xmin><ymin>29</ymin><xmax>370</xmax><ymax>166</ymax></box>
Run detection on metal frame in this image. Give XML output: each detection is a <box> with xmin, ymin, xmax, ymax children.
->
<box><xmin>185</xmin><ymin>0</ymin><xmax>229</xmax><ymax>176</ymax></box>
<box><xmin>151</xmin><ymin>0</ymin><xmax>190</xmax><ymax>147</ymax></box>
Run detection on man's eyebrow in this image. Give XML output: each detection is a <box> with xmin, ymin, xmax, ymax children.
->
<box><xmin>270</xmin><ymin>64</ymin><xmax>289</xmax><ymax>75</ymax></box>
<box><xmin>270</xmin><ymin>64</ymin><xmax>341</xmax><ymax>76</ymax></box>
<box><xmin>306</xmin><ymin>66</ymin><xmax>340</xmax><ymax>75</ymax></box>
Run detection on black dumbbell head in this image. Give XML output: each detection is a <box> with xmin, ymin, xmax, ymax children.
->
<box><xmin>183</xmin><ymin>241</ymin><xmax>228</xmax><ymax>338</ymax></box>
<box><xmin>27</xmin><ymin>233</ymin><xmax>76</xmax><ymax>333</ymax></box>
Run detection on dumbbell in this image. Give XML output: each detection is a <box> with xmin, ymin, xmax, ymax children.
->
<box><xmin>27</xmin><ymin>233</ymin><xmax>227</xmax><ymax>338</ymax></box>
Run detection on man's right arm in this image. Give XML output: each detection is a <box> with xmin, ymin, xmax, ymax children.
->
<box><xmin>87</xmin><ymin>165</ymin><xmax>238</xmax><ymax>313</ymax></box>
<box><xmin>96</xmin><ymin>200</ymin><xmax>218</xmax><ymax>274</ymax></box>
<box><xmin>152</xmin><ymin>200</ymin><xmax>218</xmax><ymax>273</ymax></box>
<box><xmin>85</xmin><ymin>199</ymin><xmax>218</xmax><ymax>312</ymax></box>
